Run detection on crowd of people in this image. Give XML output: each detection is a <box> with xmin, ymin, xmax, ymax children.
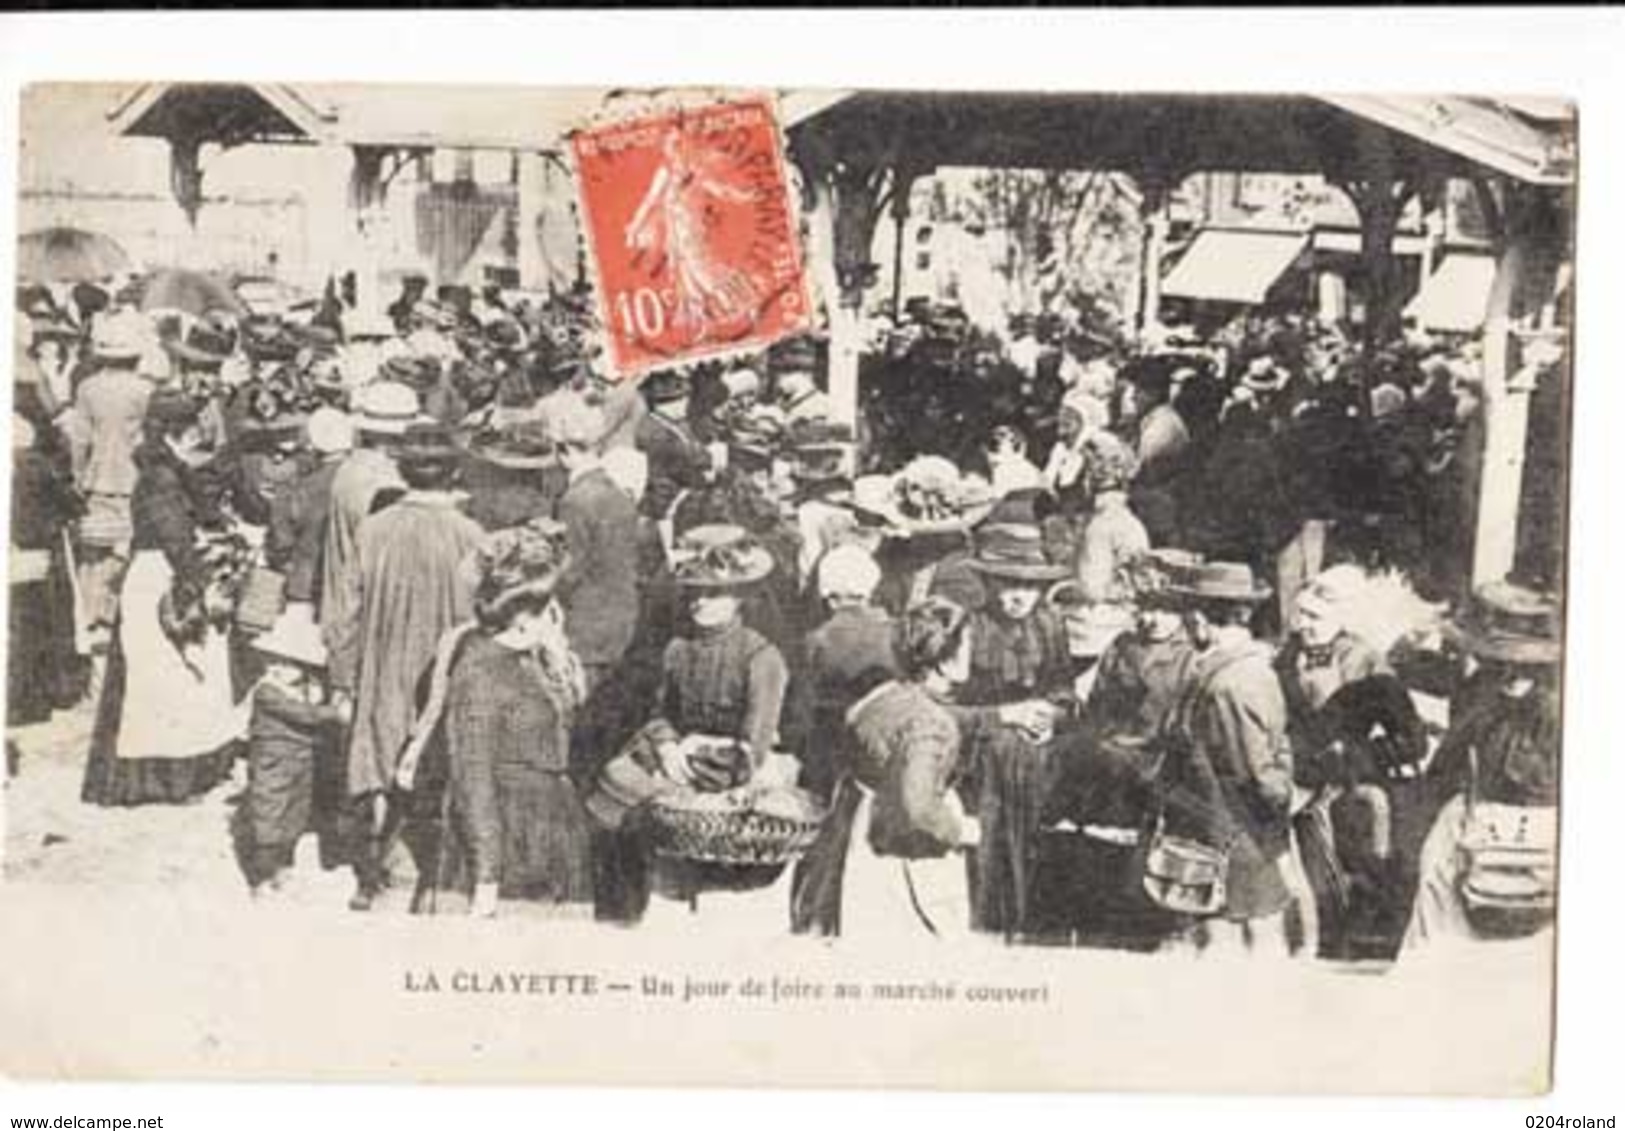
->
<box><xmin>6</xmin><ymin>271</ymin><xmax>1562</xmax><ymax>960</ymax></box>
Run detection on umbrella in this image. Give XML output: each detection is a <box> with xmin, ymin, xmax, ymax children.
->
<box><xmin>140</xmin><ymin>268</ymin><xmax>249</xmax><ymax>321</ymax></box>
<box><xmin>17</xmin><ymin>227</ymin><xmax>132</xmax><ymax>285</ymax></box>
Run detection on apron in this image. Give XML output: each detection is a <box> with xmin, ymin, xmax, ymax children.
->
<box><xmin>115</xmin><ymin>550</ymin><xmax>250</xmax><ymax>760</ymax></box>
<box><xmin>840</xmin><ymin>784</ymin><xmax>972</xmax><ymax>939</ymax></box>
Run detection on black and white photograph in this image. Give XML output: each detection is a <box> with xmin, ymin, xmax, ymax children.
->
<box><xmin>0</xmin><ymin>55</ymin><xmax>1588</xmax><ymax>1099</ymax></box>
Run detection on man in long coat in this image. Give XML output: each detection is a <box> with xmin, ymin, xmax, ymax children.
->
<box><xmin>553</xmin><ymin>400</ymin><xmax>639</xmax><ymax>690</ymax></box>
<box><xmin>1159</xmin><ymin>561</ymin><xmax>1301</xmax><ymax>957</ymax></box>
<box><xmin>318</xmin><ymin>381</ymin><xmax>413</xmax><ymax>652</ymax></box>
<box><xmin>329</xmin><ymin>424</ymin><xmax>483</xmax><ymax>905</ymax></box>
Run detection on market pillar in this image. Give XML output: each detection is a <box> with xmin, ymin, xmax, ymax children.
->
<box><xmin>347</xmin><ymin>145</ymin><xmax>392</xmax><ymax>318</ymax></box>
<box><xmin>793</xmin><ymin>139</ymin><xmax>892</xmax><ymax>431</ymax></box>
<box><xmin>1471</xmin><ymin>185</ymin><xmax>1568</xmax><ymax>588</ymax></box>
<box><xmin>1134</xmin><ymin>177</ymin><xmax>1170</xmax><ymax>341</ymax></box>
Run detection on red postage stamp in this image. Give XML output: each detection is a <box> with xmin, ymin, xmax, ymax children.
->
<box><xmin>571</xmin><ymin>95</ymin><xmax>814</xmax><ymax>380</ymax></box>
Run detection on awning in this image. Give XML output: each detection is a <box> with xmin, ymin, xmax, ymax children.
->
<box><xmin>1161</xmin><ymin>229</ymin><xmax>1308</xmax><ymax>305</ymax></box>
<box><xmin>1405</xmin><ymin>253</ymin><xmax>1498</xmax><ymax>333</ymax></box>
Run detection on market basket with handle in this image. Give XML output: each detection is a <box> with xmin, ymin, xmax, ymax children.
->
<box><xmin>646</xmin><ymin>784</ymin><xmax>827</xmax><ymax>867</ymax></box>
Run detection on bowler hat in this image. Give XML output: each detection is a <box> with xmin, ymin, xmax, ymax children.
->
<box><xmin>642</xmin><ymin>368</ymin><xmax>691</xmax><ymax>404</ymax></box>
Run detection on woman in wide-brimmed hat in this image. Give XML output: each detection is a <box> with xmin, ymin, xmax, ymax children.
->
<box><xmin>1405</xmin><ymin>581</ymin><xmax>1561</xmax><ymax>950</ymax></box>
<box><xmin>954</xmin><ymin>518</ymin><xmax>1073</xmax><ymax>936</ymax></box>
<box><xmin>963</xmin><ymin>522</ymin><xmax>1071</xmax><ymax>698</ymax></box>
<box><xmin>401</xmin><ymin>518</ymin><xmax>593</xmax><ymax>916</ymax></box>
<box><xmin>583</xmin><ymin>524</ymin><xmax>788</xmax><ymax>921</ymax></box>
<box><xmin>460</xmin><ymin>416</ymin><xmax>567</xmax><ymax>532</ymax></box>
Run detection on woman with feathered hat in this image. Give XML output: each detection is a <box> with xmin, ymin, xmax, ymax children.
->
<box><xmin>403</xmin><ymin>518</ymin><xmax>593</xmax><ymax>917</ymax></box>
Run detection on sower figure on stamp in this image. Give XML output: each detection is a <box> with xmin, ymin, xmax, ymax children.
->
<box><xmin>625</xmin><ymin>129</ymin><xmax>764</xmax><ymax>347</ymax></box>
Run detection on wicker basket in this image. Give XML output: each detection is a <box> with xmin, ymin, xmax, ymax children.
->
<box><xmin>646</xmin><ymin>790</ymin><xmax>826</xmax><ymax>866</ymax></box>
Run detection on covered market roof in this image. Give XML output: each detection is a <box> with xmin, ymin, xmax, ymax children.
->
<box><xmin>106</xmin><ymin>85</ymin><xmax>1575</xmax><ymax>190</ymax></box>
<box><xmin>787</xmin><ymin>93</ymin><xmax>1575</xmax><ymax>187</ymax></box>
<box><xmin>108</xmin><ymin>83</ymin><xmax>612</xmax><ymax>153</ymax></box>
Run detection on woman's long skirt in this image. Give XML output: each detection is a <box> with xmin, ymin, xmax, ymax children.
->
<box><xmin>430</xmin><ymin>767</ymin><xmax>595</xmax><ymax>909</ymax></box>
<box><xmin>81</xmin><ymin>551</ymin><xmax>248</xmax><ymax>807</ymax></box>
<box><xmin>792</xmin><ymin>779</ymin><xmax>970</xmax><ymax>939</ymax></box>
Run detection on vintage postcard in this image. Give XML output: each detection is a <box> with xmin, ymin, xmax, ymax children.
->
<box><xmin>0</xmin><ymin>82</ymin><xmax>1572</xmax><ymax>1092</ymax></box>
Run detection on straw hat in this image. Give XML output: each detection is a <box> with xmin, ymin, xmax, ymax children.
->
<box><xmin>352</xmin><ymin>380</ymin><xmax>428</xmax><ymax>436</ymax></box>
<box><xmin>1163</xmin><ymin>560</ymin><xmax>1273</xmax><ymax>606</ymax></box>
<box><xmin>252</xmin><ymin>603</ymin><xmax>328</xmax><ymax>668</ymax></box>
<box><xmin>672</xmin><ymin>524</ymin><xmax>775</xmax><ymax>589</ymax></box>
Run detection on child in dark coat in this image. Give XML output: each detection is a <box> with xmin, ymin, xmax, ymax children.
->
<box><xmin>246</xmin><ymin>605</ymin><xmax>348</xmax><ymax>895</ymax></box>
